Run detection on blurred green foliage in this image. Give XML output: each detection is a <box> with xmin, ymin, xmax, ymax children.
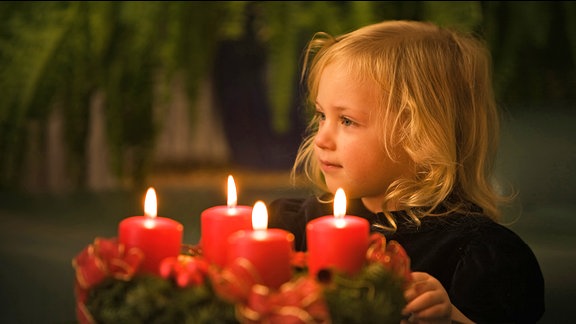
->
<box><xmin>0</xmin><ymin>1</ymin><xmax>574</xmax><ymax>190</ymax></box>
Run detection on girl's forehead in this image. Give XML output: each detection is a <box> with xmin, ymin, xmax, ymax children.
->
<box><xmin>321</xmin><ymin>60</ymin><xmax>376</xmax><ymax>85</ymax></box>
<box><xmin>317</xmin><ymin>64</ymin><xmax>383</xmax><ymax>116</ymax></box>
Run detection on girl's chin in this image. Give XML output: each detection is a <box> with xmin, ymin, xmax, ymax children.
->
<box><xmin>326</xmin><ymin>185</ymin><xmax>364</xmax><ymax>200</ymax></box>
<box><xmin>325</xmin><ymin>182</ymin><xmax>348</xmax><ymax>196</ymax></box>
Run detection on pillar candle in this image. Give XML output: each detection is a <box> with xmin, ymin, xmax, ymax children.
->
<box><xmin>306</xmin><ymin>188</ymin><xmax>369</xmax><ymax>277</ymax></box>
<box><xmin>200</xmin><ymin>175</ymin><xmax>252</xmax><ymax>267</ymax></box>
<box><xmin>119</xmin><ymin>187</ymin><xmax>184</xmax><ymax>275</ymax></box>
<box><xmin>227</xmin><ymin>201</ymin><xmax>295</xmax><ymax>289</ymax></box>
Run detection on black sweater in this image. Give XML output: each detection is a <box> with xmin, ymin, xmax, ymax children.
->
<box><xmin>268</xmin><ymin>196</ymin><xmax>545</xmax><ymax>323</ymax></box>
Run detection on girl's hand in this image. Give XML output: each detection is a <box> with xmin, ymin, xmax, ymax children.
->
<box><xmin>402</xmin><ymin>272</ymin><xmax>452</xmax><ymax>323</ymax></box>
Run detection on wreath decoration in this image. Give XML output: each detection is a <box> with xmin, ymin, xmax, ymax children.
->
<box><xmin>72</xmin><ymin>233</ymin><xmax>411</xmax><ymax>323</ymax></box>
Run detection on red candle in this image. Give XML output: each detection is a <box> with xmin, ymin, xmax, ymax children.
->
<box><xmin>200</xmin><ymin>175</ymin><xmax>253</xmax><ymax>267</ymax></box>
<box><xmin>119</xmin><ymin>187</ymin><xmax>184</xmax><ymax>275</ymax></box>
<box><xmin>306</xmin><ymin>188</ymin><xmax>370</xmax><ymax>277</ymax></box>
<box><xmin>227</xmin><ymin>201</ymin><xmax>295</xmax><ymax>289</ymax></box>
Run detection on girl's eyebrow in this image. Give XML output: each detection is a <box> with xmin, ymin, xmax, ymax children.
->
<box><xmin>314</xmin><ymin>101</ymin><xmax>349</xmax><ymax>112</ymax></box>
<box><xmin>315</xmin><ymin>100</ymin><xmax>370</xmax><ymax>119</ymax></box>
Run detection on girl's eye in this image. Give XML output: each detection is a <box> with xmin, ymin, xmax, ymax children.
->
<box><xmin>315</xmin><ymin>111</ymin><xmax>326</xmax><ymax>121</ymax></box>
<box><xmin>340</xmin><ymin>116</ymin><xmax>354</xmax><ymax>126</ymax></box>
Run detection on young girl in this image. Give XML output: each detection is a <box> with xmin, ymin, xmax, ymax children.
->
<box><xmin>268</xmin><ymin>20</ymin><xmax>545</xmax><ymax>323</ymax></box>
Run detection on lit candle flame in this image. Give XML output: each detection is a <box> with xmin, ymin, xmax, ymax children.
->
<box><xmin>227</xmin><ymin>175</ymin><xmax>237</xmax><ymax>209</ymax></box>
<box><xmin>144</xmin><ymin>187</ymin><xmax>157</xmax><ymax>218</ymax></box>
<box><xmin>252</xmin><ymin>200</ymin><xmax>268</xmax><ymax>231</ymax></box>
<box><xmin>334</xmin><ymin>188</ymin><xmax>346</xmax><ymax>228</ymax></box>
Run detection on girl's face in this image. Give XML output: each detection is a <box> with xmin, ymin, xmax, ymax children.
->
<box><xmin>314</xmin><ymin>63</ymin><xmax>412</xmax><ymax>212</ymax></box>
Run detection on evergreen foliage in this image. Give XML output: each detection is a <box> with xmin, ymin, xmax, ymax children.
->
<box><xmin>88</xmin><ymin>275</ymin><xmax>237</xmax><ymax>323</ymax></box>
<box><xmin>323</xmin><ymin>263</ymin><xmax>406</xmax><ymax>324</ymax></box>
<box><xmin>85</xmin><ymin>263</ymin><xmax>406</xmax><ymax>323</ymax></box>
<box><xmin>1</xmin><ymin>1</ymin><xmax>574</xmax><ymax>190</ymax></box>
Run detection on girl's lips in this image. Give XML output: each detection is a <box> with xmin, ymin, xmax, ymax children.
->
<box><xmin>319</xmin><ymin>160</ymin><xmax>341</xmax><ymax>172</ymax></box>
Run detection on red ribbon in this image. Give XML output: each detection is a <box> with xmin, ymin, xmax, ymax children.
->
<box><xmin>159</xmin><ymin>254</ymin><xmax>210</xmax><ymax>288</ymax></box>
<box><xmin>210</xmin><ymin>257</ymin><xmax>262</xmax><ymax>304</ymax></box>
<box><xmin>209</xmin><ymin>256</ymin><xmax>330</xmax><ymax>323</ymax></box>
<box><xmin>237</xmin><ymin>276</ymin><xmax>330</xmax><ymax>324</ymax></box>
<box><xmin>72</xmin><ymin>237</ymin><xmax>144</xmax><ymax>324</ymax></box>
<box><xmin>366</xmin><ymin>233</ymin><xmax>412</xmax><ymax>285</ymax></box>
<box><xmin>291</xmin><ymin>251</ymin><xmax>308</xmax><ymax>269</ymax></box>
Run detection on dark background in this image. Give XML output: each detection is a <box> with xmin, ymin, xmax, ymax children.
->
<box><xmin>0</xmin><ymin>2</ymin><xmax>575</xmax><ymax>323</ymax></box>
<box><xmin>1</xmin><ymin>108</ymin><xmax>574</xmax><ymax>323</ymax></box>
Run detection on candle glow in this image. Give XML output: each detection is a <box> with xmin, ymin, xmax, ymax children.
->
<box><xmin>227</xmin><ymin>175</ymin><xmax>237</xmax><ymax>209</ymax></box>
<box><xmin>144</xmin><ymin>187</ymin><xmax>158</xmax><ymax>217</ymax></box>
<box><xmin>144</xmin><ymin>187</ymin><xmax>157</xmax><ymax>228</ymax></box>
<box><xmin>118</xmin><ymin>187</ymin><xmax>183</xmax><ymax>275</ymax></box>
<box><xmin>334</xmin><ymin>188</ymin><xmax>346</xmax><ymax>228</ymax></box>
<box><xmin>200</xmin><ymin>175</ymin><xmax>253</xmax><ymax>267</ymax></box>
<box><xmin>306</xmin><ymin>187</ymin><xmax>370</xmax><ymax>277</ymax></box>
<box><xmin>227</xmin><ymin>200</ymin><xmax>295</xmax><ymax>288</ymax></box>
<box><xmin>252</xmin><ymin>201</ymin><xmax>268</xmax><ymax>232</ymax></box>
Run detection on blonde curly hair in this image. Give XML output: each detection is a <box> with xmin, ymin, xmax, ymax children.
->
<box><xmin>293</xmin><ymin>20</ymin><xmax>508</xmax><ymax>231</ymax></box>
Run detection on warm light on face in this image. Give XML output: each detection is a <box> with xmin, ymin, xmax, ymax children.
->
<box><xmin>252</xmin><ymin>201</ymin><xmax>268</xmax><ymax>231</ymax></box>
<box><xmin>227</xmin><ymin>175</ymin><xmax>237</xmax><ymax>209</ymax></box>
<box><xmin>334</xmin><ymin>188</ymin><xmax>347</xmax><ymax>228</ymax></box>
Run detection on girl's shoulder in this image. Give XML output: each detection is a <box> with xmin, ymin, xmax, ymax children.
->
<box><xmin>426</xmin><ymin>214</ymin><xmax>545</xmax><ymax>322</ymax></box>
<box><xmin>411</xmin><ymin>212</ymin><xmax>534</xmax><ymax>251</ymax></box>
<box><xmin>396</xmin><ymin>212</ymin><xmax>545</xmax><ymax>322</ymax></box>
<box><xmin>394</xmin><ymin>211</ymin><xmax>542</xmax><ymax>273</ymax></box>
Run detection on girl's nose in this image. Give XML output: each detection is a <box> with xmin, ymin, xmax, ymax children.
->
<box><xmin>314</xmin><ymin>124</ymin><xmax>335</xmax><ymax>150</ymax></box>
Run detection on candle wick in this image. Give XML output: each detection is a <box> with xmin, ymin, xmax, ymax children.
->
<box><xmin>145</xmin><ymin>213</ymin><xmax>156</xmax><ymax>219</ymax></box>
<box><xmin>144</xmin><ymin>217</ymin><xmax>156</xmax><ymax>229</ymax></box>
<box><xmin>253</xmin><ymin>229</ymin><xmax>267</xmax><ymax>240</ymax></box>
<box><xmin>335</xmin><ymin>216</ymin><xmax>346</xmax><ymax>228</ymax></box>
<box><xmin>227</xmin><ymin>204</ymin><xmax>239</xmax><ymax>216</ymax></box>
